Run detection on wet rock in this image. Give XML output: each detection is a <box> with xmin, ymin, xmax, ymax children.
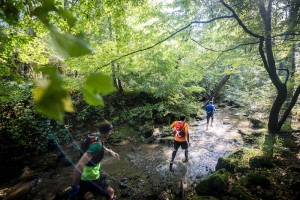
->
<box><xmin>142</xmin><ymin>128</ymin><xmax>154</xmax><ymax>139</ymax></box>
<box><xmin>195</xmin><ymin>169</ymin><xmax>229</xmax><ymax>198</ymax></box>
<box><xmin>249</xmin><ymin>156</ymin><xmax>273</xmax><ymax>168</ymax></box>
<box><xmin>251</xmin><ymin>130</ymin><xmax>265</xmax><ymax>137</ymax></box>
<box><xmin>119</xmin><ymin>182</ymin><xmax>127</xmax><ymax>189</ymax></box>
<box><xmin>0</xmin><ymin>188</ymin><xmax>8</xmax><ymax>199</ymax></box>
<box><xmin>238</xmin><ymin>129</ymin><xmax>247</xmax><ymax>136</ymax></box>
<box><xmin>19</xmin><ymin>167</ymin><xmax>35</xmax><ymax>182</ymax></box>
<box><xmin>5</xmin><ymin>181</ymin><xmax>33</xmax><ymax>200</ymax></box>
<box><xmin>215</xmin><ymin>157</ymin><xmax>238</xmax><ymax>172</ymax></box>
<box><xmin>249</xmin><ymin>118</ymin><xmax>265</xmax><ymax>129</ymax></box>
<box><xmin>195</xmin><ymin>116</ymin><xmax>204</xmax><ymax>121</ymax></box>
<box><xmin>222</xmin><ymin>121</ymin><xmax>231</xmax><ymax>125</ymax></box>
<box><xmin>274</xmin><ymin>146</ymin><xmax>293</xmax><ymax>156</ymax></box>
<box><xmin>243</xmin><ymin>172</ymin><xmax>270</xmax><ymax>189</ymax></box>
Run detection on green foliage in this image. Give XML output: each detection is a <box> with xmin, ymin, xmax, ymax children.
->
<box><xmin>83</xmin><ymin>73</ymin><xmax>116</xmax><ymax>106</ymax></box>
<box><xmin>280</xmin><ymin>122</ymin><xmax>293</xmax><ymax>132</ymax></box>
<box><xmin>0</xmin><ymin>83</ymin><xmax>51</xmax><ymax>163</ymax></box>
<box><xmin>33</xmin><ymin>66</ymin><xmax>74</xmax><ymax>122</ymax></box>
<box><xmin>49</xmin><ymin>29</ymin><xmax>92</xmax><ymax>58</ymax></box>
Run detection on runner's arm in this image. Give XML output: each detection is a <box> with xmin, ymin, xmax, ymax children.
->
<box><xmin>170</xmin><ymin>121</ymin><xmax>176</xmax><ymax>131</ymax></box>
<box><xmin>104</xmin><ymin>147</ymin><xmax>120</xmax><ymax>159</ymax></box>
<box><xmin>71</xmin><ymin>152</ymin><xmax>93</xmax><ymax>186</ymax></box>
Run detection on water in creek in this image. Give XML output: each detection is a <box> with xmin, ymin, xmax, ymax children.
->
<box><xmin>0</xmin><ymin>107</ymin><xmax>250</xmax><ymax>199</ymax></box>
<box><xmin>101</xmin><ymin>107</ymin><xmax>250</xmax><ymax>197</ymax></box>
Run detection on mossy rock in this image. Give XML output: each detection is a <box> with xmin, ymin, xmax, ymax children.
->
<box><xmin>195</xmin><ymin>169</ymin><xmax>228</xmax><ymax>198</ymax></box>
<box><xmin>230</xmin><ymin>185</ymin><xmax>251</xmax><ymax>200</ymax></box>
<box><xmin>249</xmin><ymin>156</ymin><xmax>273</xmax><ymax>169</ymax></box>
<box><xmin>228</xmin><ymin>150</ymin><xmax>244</xmax><ymax>159</ymax></box>
<box><xmin>243</xmin><ymin>172</ymin><xmax>270</xmax><ymax>189</ymax></box>
<box><xmin>251</xmin><ymin>130</ymin><xmax>265</xmax><ymax>137</ymax></box>
<box><xmin>242</xmin><ymin>135</ymin><xmax>257</xmax><ymax>144</ymax></box>
<box><xmin>249</xmin><ymin>118</ymin><xmax>265</xmax><ymax>129</ymax></box>
<box><xmin>215</xmin><ymin>157</ymin><xmax>238</xmax><ymax>172</ymax></box>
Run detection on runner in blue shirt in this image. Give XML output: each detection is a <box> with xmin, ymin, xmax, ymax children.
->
<box><xmin>205</xmin><ymin>101</ymin><xmax>216</xmax><ymax>129</ymax></box>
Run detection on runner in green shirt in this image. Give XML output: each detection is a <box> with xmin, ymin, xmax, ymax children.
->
<box><xmin>69</xmin><ymin>120</ymin><xmax>119</xmax><ymax>200</ymax></box>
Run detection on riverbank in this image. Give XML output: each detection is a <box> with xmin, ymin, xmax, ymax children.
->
<box><xmin>0</xmin><ymin>106</ymin><xmax>299</xmax><ymax>200</ymax></box>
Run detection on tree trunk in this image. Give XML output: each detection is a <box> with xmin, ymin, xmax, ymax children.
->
<box><xmin>212</xmin><ymin>75</ymin><xmax>230</xmax><ymax>98</ymax></box>
<box><xmin>222</xmin><ymin>0</ymin><xmax>300</xmax><ymax>133</ymax></box>
<box><xmin>258</xmin><ymin>0</ymin><xmax>288</xmax><ymax>133</ymax></box>
<box><xmin>204</xmin><ymin>75</ymin><xmax>230</xmax><ymax>106</ymax></box>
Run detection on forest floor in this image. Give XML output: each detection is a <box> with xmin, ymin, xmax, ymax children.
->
<box><xmin>0</xmin><ymin>113</ymin><xmax>300</xmax><ymax>200</ymax></box>
<box><xmin>224</xmin><ymin>131</ymin><xmax>300</xmax><ymax>200</ymax></box>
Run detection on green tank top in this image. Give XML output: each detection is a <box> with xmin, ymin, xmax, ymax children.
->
<box><xmin>81</xmin><ymin>142</ymin><xmax>103</xmax><ymax>180</ymax></box>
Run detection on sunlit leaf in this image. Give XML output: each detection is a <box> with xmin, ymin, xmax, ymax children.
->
<box><xmin>83</xmin><ymin>89</ymin><xmax>104</xmax><ymax>106</ymax></box>
<box><xmin>83</xmin><ymin>73</ymin><xmax>116</xmax><ymax>106</ymax></box>
<box><xmin>50</xmin><ymin>29</ymin><xmax>92</xmax><ymax>58</ymax></box>
<box><xmin>32</xmin><ymin>67</ymin><xmax>74</xmax><ymax>122</ymax></box>
<box><xmin>57</xmin><ymin>8</ymin><xmax>77</xmax><ymax>27</ymax></box>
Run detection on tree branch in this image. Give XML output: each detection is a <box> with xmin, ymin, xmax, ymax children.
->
<box><xmin>191</xmin><ymin>38</ymin><xmax>260</xmax><ymax>52</ymax></box>
<box><xmin>191</xmin><ymin>37</ymin><xmax>259</xmax><ymax>70</ymax></box>
<box><xmin>258</xmin><ymin>38</ymin><xmax>271</xmax><ymax>74</ymax></box>
<box><xmin>92</xmin><ymin>15</ymin><xmax>234</xmax><ymax>73</ymax></box>
<box><xmin>190</xmin><ymin>38</ymin><xmax>222</xmax><ymax>52</ymax></box>
<box><xmin>278</xmin><ymin>84</ymin><xmax>300</xmax><ymax>129</ymax></box>
<box><xmin>220</xmin><ymin>0</ymin><xmax>264</xmax><ymax>39</ymax></box>
<box><xmin>277</xmin><ymin>68</ymin><xmax>290</xmax><ymax>84</ymax></box>
<box><xmin>273</xmin><ymin>32</ymin><xmax>300</xmax><ymax>38</ymax></box>
<box><xmin>205</xmin><ymin>52</ymin><xmax>224</xmax><ymax>70</ymax></box>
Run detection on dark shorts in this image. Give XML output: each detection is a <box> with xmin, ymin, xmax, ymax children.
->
<box><xmin>173</xmin><ymin>140</ymin><xmax>188</xmax><ymax>150</ymax></box>
<box><xmin>79</xmin><ymin>174</ymin><xmax>110</xmax><ymax>199</ymax></box>
<box><xmin>206</xmin><ymin>113</ymin><xmax>214</xmax><ymax>120</ymax></box>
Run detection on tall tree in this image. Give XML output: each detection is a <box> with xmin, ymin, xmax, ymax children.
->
<box><xmin>223</xmin><ymin>0</ymin><xmax>299</xmax><ymax>132</ymax></box>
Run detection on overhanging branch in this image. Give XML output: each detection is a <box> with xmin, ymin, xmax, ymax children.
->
<box><xmin>191</xmin><ymin>37</ymin><xmax>259</xmax><ymax>69</ymax></box>
<box><xmin>220</xmin><ymin>0</ymin><xmax>264</xmax><ymax>39</ymax></box>
<box><xmin>190</xmin><ymin>38</ymin><xmax>222</xmax><ymax>52</ymax></box>
<box><xmin>273</xmin><ymin>32</ymin><xmax>300</xmax><ymax>38</ymax></box>
<box><xmin>92</xmin><ymin>15</ymin><xmax>234</xmax><ymax>73</ymax></box>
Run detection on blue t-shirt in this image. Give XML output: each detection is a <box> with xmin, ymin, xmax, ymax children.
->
<box><xmin>205</xmin><ymin>104</ymin><xmax>216</xmax><ymax>114</ymax></box>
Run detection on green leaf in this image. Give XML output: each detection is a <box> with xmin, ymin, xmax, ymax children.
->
<box><xmin>32</xmin><ymin>67</ymin><xmax>74</xmax><ymax>122</ymax></box>
<box><xmin>83</xmin><ymin>89</ymin><xmax>104</xmax><ymax>106</ymax></box>
<box><xmin>57</xmin><ymin>8</ymin><xmax>77</xmax><ymax>27</ymax></box>
<box><xmin>50</xmin><ymin>29</ymin><xmax>92</xmax><ymax>58</ymax></box>
<box><xmin>83</xmin><ymin>73</ymin><xmax>116</xmax><ymax>106</ymax></box>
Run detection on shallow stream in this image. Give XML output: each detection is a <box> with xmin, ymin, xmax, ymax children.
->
<box><xmin>101</xmin><ymin>107</ymin><xmax>251</xmax><ymax>198</ymax></box>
